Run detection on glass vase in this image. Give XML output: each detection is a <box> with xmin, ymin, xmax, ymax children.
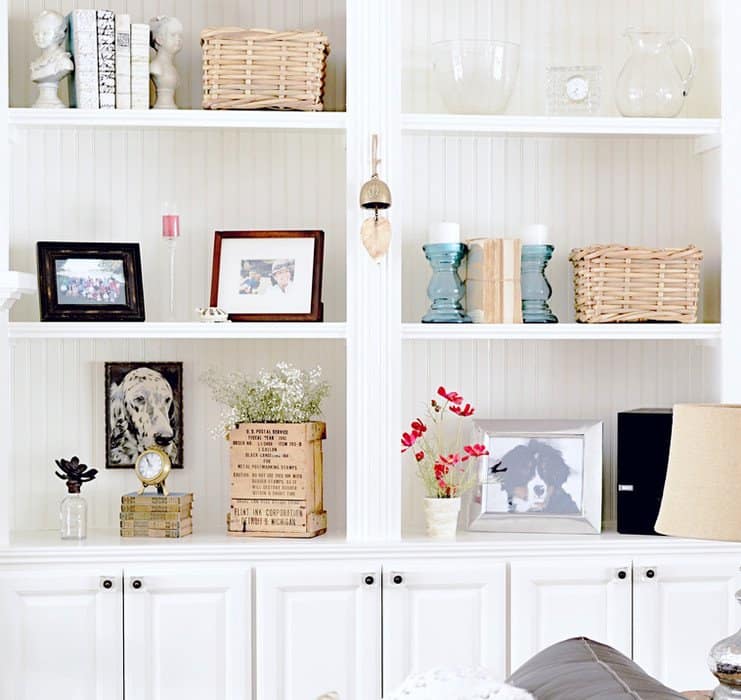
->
<box><xmin>60</xmin><ymin>493</ymin><xmax>87</xmax><ymax>540</ymax></box>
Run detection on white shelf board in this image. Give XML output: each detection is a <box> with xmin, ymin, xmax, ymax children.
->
<box><xmin>9</xmin><ymin>108</ymin><xmax>347</xmax><ymax>131</ymax></box>
<box><xmin>402</xmin><ymin>113</ymin><xmax>722</xmax><ymax>137</ymax></box>
<box><xmin>4</xmin><ymin>528</ymin><xmax>741</xmax><ymax>565</ymax></box>
<box><xmin>402</xmin><ymin>323</ymin><xmax>722</xmax><ymax>341</ymax></box>
<box><xmin>9</xmin><ymin>321</ymin><xmax>347</xmax><ymax>340</ymax></box>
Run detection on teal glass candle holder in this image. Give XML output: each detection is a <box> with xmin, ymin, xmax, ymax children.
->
<box><xmin>521</xmin><ymin>244</ymin><xmax>558</xmax><ymax>323</ymax></box>
<box><xmin>422</xmin><ymin>243</ymin><xmax>472</xmax><ymax>324</ymax></box>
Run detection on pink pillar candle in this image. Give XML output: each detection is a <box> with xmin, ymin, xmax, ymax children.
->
<box><xmin>162</xmin><ymin>214</ymin><xmax>180</xmax><ymax>239</ymax></box>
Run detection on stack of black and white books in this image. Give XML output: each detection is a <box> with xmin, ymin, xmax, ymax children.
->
<box><xmin>67</xmin><ymin>10</ymin><xmax>150</xmax><ymax>110</ymax></box>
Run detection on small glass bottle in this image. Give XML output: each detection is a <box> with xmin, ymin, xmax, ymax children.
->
<box><xmin>60</xmin><ymin>483</ymin><xmax>87</xmax><ymax>540</ymax></box>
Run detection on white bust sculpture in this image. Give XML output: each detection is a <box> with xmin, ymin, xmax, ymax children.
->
<box><xmin>149</xmin><ymin>16</ymin><xmax>183</xmax><ymax>109</ymax></box>
<box><xmin>30</xmin><ymin>10</ymin><xmax>74</xmax><ymax>108</ymax></box>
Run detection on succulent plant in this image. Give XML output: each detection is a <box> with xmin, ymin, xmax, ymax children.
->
<box><xmin>54</xmin><ymin>456</ymin><xmax>98</xmax><ymax>494</ymax></box>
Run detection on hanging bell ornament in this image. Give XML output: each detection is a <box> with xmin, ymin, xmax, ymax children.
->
<box><xmin>359</xmin><ymin>134</ymin><xmax>392</xmax><ymax>262</ymax></box>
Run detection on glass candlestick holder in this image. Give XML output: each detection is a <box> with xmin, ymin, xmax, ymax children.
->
<box><xmin>709</xmin><ymin>590</ymin><xmax>741</xmax><ymax>699</ymax></box>
<box><xmin>421</xmin><ymin>242</ymin><xmax>472</xmax><ymax>324</ymax></box>
<box><xmin>161</xmin><ymin>205</ymin><xmax>180</xmax><ymax>320</ymax></box>
<box><xmin>521</xmin><ymin>244</ymin><xmax>558</xmax><ymax>323</ymax></box>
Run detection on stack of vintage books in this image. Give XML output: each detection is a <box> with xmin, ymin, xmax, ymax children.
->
<box><xmin>119</xmin><ymin>492</ymin><xmax>193</xmax><ymax>538</ymax></box>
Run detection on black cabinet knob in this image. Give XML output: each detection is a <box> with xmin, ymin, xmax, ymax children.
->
<box><xmin>132</xmin><ymin>579</ymin><xmax>143</xmax><ymax>590</ymax></box>
<box><xmin>102</xmin><ymin>579</ymin><xmax>113</xmax><ymax>590</ymax></box>
<box><xmin>393</xmin><ymin>574</ymin><xmax>403</xmax><ymax>585</ymax></box>
<box><xmin>364</xmin><ymin>575</ymin><xmax>375</xmax><ymax>586</ymax></box>
<box><xmin>646</xmin><ymin>569</ymin><xmax>656</xmax><ymax>579</ymax></box>
<box><xmin>618</xmin><ymin>570</ymin><xmax>627</xmax><ymax>580</ymax></box>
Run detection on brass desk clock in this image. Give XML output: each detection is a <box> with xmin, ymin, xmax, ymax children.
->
<box><xmin>134</xmin><ymin>447</ymin><xmax>172</xmax><ymax>496</ymax></box>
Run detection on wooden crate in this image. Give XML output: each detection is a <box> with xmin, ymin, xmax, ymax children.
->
<box><xmin>228</xmin><ymin>422</ymin><xmax>326</xmax><ymax>538</ymax></box>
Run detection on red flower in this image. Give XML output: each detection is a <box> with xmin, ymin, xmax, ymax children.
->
<box><xmin>437</xmin><ymin>386</ymin><xmax>463</xmax><ymax>405</ymax></box>
<box><xmin>411</xmin><ymin>419</ymin><xmax>427</xmax><ymax>434</ymax></box>
<box><xmin>463</xmin><ymin>443</ymin><xmax>489</xmax><ymax>458</ymax></box>
<box><xmin>414</xmin><ymin>450</ymin><xmax>425</xmax><ymax>462</ymax></box>
<box><xmin>401</xmin><ymin>431</ymin><xmax>420</xmax><ymax>452</ymax></box>
<box><xmin>437</xmin><ymin>453</ymin><xmax>461</xmax><ymax>467</ymax></box>
<box><xmin>434</xmin><ymin>463</ymin><xmax>449</xmax><ymax>479</ymax></box>
<box><xmin>450</xmin><ymin>403</ymin><xmax>475</xmax><ymax>417</ymax></box>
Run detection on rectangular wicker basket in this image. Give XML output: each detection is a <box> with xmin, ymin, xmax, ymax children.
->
<box><xmin>201</xmin><ymin>27</ymin><xmax>330</xmax><ymax>111</ymax></box>
<box><xmin>569</xmin><ymin>244</ymin><xmax>703</xmax><ymax>323</ymax></box>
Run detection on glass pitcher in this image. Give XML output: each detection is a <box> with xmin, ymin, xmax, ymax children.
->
<box><xmin>616</xmin><ymin>29</ymin><xmax>696</xmax><ymax>117</ymax></box>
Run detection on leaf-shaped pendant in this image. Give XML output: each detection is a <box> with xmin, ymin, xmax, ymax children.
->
<box><xmin>361</xmin><ymin>216</ymin><xmax>391</xmax><ymax>262</ymax></box>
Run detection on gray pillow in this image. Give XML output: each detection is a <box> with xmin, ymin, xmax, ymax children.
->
<box><xmin>507</xmin><ymin>637</ymin><xmax>686</xmax><ymax>699</ymax></box>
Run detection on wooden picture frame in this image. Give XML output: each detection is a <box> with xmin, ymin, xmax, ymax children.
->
<box><xmin>36</xmin><ymin>242</ymin><xmax>145</xmax><ymax>322</ymax></box>
<box><xmin>105</xmin><ymin>362</ymin><xmax>184</xmax><ymax>469</ymax></box>
<box><xmin>210</xmin><ymin>231</ymin><xmax>324</xmax><ymax>322</ymax></box>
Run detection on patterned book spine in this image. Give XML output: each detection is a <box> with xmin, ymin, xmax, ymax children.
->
<box><xmin>96</xmin><ymin>10</ymin><xmax>116</xmax><ymax>109</ymax></box>
<box><xmin>67</xmin><ymin>10</ymin><xmax>99</xmax><ymax>109</ymax></box>
<box><xmin>130</xmin><ymin>23</ymin><xmax>150</xmax><ymax>110</ymax></box>
<box><xmin>114</xmin><ymin>14</ymin><xmax>131</xmax><ymax>109</ymax></box>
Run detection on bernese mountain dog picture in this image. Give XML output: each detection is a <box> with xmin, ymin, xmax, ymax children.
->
<box><xmin>467</xmin><ymin>420</ymin><xmax>603</xmax><ymax>534</ymax></box>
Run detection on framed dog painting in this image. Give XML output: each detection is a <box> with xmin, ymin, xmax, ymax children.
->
<box><xmin>466</xmin><ymin>420</ymin><xmax>603</xmax><ymax>534</ymax></box>
<box><xmin>105</xmin><ymin>362</ymin><xmax>183</xmax><ymax>469</ymax></box>
<box><xmin>37</xmin><ymin>242</ymin><xmax>145</xmax><ymax>322</ymax></box>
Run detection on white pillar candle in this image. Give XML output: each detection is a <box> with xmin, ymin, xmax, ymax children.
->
<box><xmin>428</xmin><ymin>221</ymin><xmax>461</xmax><ymax>244</ymax></box>
<box><xmin>521</xmin><ymin>224</ymin><xmax>549</xmax><ymax>246</ymax></box>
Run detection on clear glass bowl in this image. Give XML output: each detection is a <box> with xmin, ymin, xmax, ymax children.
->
<box><xmin>431</xmin><ymin>40</ymin><xmax>520</xmax><ymax>114</ymax></box>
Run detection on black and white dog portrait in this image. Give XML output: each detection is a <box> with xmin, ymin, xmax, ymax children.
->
<box><xmin>105</xmin><ymin>362</ymin><xmax>183</xmax><ymax>469</ymax></box>
<box><xmin>487</xmin><ymin>437</ymin><xmax>583</xmax><ymax>515</ymax></box>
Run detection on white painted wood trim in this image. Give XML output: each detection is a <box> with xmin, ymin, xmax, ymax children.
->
<box><xmin>345</xmin><ymin>0</ymin><xmax>403</xmax><ymax>541</ymax></box>
<box><xmin>402</xmin><ymin>114</ymin><xmax>721</xmax><ymax>137</ymax></box>
<box><xmin>9</xmin><ymin>321</ymin><xmax>347</xmax><ymax>340</ymax></box>
<box><xmin>402</xmin><ymin>323</ymin><xmax>722</xmax><ymax>341</ymax></box>
<box><xmin>9</xmin><ymin>108</ymin><xmax>347</xmax><ymax>131</ymax></box>
<box><xmin>722</xmin><ymin>0</ymin><xmax>741</xmax><ymax>401</ymax></box>
<box><xmin>0</xmin><ymin>272</ymin><xmax>36</xmax><ymax>312</ymax></box>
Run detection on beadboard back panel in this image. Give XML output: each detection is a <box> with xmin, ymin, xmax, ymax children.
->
<box><xmin>401</xmin><ymin>339</ymin><xmax>720</xmax><ymax>535</ymax></box>
<box><xmin>9</xmin><ymin>0</ymin><xmax>346</xmax><ymax>111</ymax></box>
<box><xmin>403</xmin><ymin>0</ymin><xmax>720</xmax><ymax>117</ymax></box>
<box><xmin>10</xmin><ymin>338</ymin><xmax>347</xmax><ymax>534</ymax></box>
<box><xmin>402</xmin><ymin>134</ymin><xmax>720</xmax><ymax>324</ymax></box>
<box><xmin>8</xmin><ymin>127</ymin><xmax>346</xmax><ymax>322</ymax></box>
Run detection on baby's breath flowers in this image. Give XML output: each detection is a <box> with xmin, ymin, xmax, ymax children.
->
<box><xmin>202</xmin><ymin>362</ymin><xmax>329</xmax><ymax>435</ymax></box>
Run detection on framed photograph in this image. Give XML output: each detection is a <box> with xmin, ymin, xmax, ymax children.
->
<box><xmin>105</xmin><ymin>362</ymin><xmax>183</xmax><ymax>469</ymax></box>
<box><xmin>37</xmin><ymin>242</ymin><xmax>145</xmax><ymax>322</ymax></box>
<box><xmin>210</xmin><ymin>231</ymin><xmax>324</xmax><ymax>322</ymax></box>
<box><xmin>466</xmin><ymin>420</ymin><xmax>603</xmax><ymax>534</ymax></box>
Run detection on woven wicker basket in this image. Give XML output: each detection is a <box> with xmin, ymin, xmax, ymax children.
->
<box><xmin>201</xmin><ymin>27</ymin><xmax>330</xmax><ymax>111</ymax></box>
<box><xmin>569</xmin><ymin>244</ymin><xmax>703</xmax><ymax>323</ymax></box>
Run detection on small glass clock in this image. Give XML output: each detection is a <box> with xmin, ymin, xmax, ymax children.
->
<box><xmin>134</xmin><ymin>447</ymin><xmax>172</xmax><ymax>495</ymax></box>
<box><xmin>546</xmin><ymin>66</ymin><xmax>602</xmax><ymax>115</ymax></box>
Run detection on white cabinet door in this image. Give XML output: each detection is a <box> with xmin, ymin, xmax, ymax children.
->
<box><xmin>0</xmin><ymin>570</ymin><xmax>123</xmax><ymax>700</ymax></box>
<box><xmin>510</xmin><ymin>558</ymin><xmax>632</xmax><ymax>671</ymax></box>
<box><xmin>255</xmin><ymin>563</ymin><xmax>381</xmax><ymax>700</ymax></box>
<box><xmin>123</xmin><ymin>567</ymin><xmax>251</xmax><ymax>700</ymax></box>
<box><xmin>382</xmin><ymin>560</ymin><xmax>507</xmax><ymax>695</ymax></box>
<box><xmin>633</xmin><ymin>555</ymin><xmax>741</xmax><ymax>693</ymax></box>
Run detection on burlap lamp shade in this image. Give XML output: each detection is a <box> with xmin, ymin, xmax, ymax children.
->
<box><xmin>655</xmin><ymin>404</ymin><xmax>741</xmax><ymax>541</ymax></box>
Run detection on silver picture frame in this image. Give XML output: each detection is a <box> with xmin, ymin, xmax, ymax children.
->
<box><xmin>466</xmin><ymin>419</ymin><xmax>603</xmax><ymax>534</ymax></box>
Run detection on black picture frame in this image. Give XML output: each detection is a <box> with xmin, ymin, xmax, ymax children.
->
<box><xmin>104</xmin><ymin>362</ymin><xmax>184</xmax><ymax>469</ymax></box>
<box><xmin>36</xmin><ymin>242</ymin><xmax>145</xmax><ymax>322</ymax></box>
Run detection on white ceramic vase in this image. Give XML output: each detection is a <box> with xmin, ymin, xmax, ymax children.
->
<box><xmin>424</xmin><ymin>497</ymin><xmax>461</xmax><ymax>539</ymax></box>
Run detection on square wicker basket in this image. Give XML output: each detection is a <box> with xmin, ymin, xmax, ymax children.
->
<box><xmin>201</xmin><ymin>27</ymin><xmax>330</xmax><ymax>111</ymax></box>
<box><xmin>569</xmin><ymin>244</ymin><xmax>703</xmax><ymax>323</ymax></box>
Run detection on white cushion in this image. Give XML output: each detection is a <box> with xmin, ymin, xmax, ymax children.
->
<box><xmin>386</xmin><ymin>668</ymin><xmax>535</xmax><ymax>700</ymax></box>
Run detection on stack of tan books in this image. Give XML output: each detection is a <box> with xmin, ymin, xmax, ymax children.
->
<box><xmin>119</xmin><ymin>492</ymin><xmax>193</xmax><ymax>538</ymax></box>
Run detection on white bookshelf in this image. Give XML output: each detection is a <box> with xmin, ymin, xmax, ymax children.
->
<box><xmin>8</xmin><ymin>321</ymin><xmax>348</xmax><ymax>340</ymax></box>
<box><xmin>9</xmin><ymin>107</ymin><xmax>348</xmax><ymax>131</ymax></box>
<box><xmin>402</xmin><ymin>114</ymin><xmax>722</xmax><ymax>138</ymax></box>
